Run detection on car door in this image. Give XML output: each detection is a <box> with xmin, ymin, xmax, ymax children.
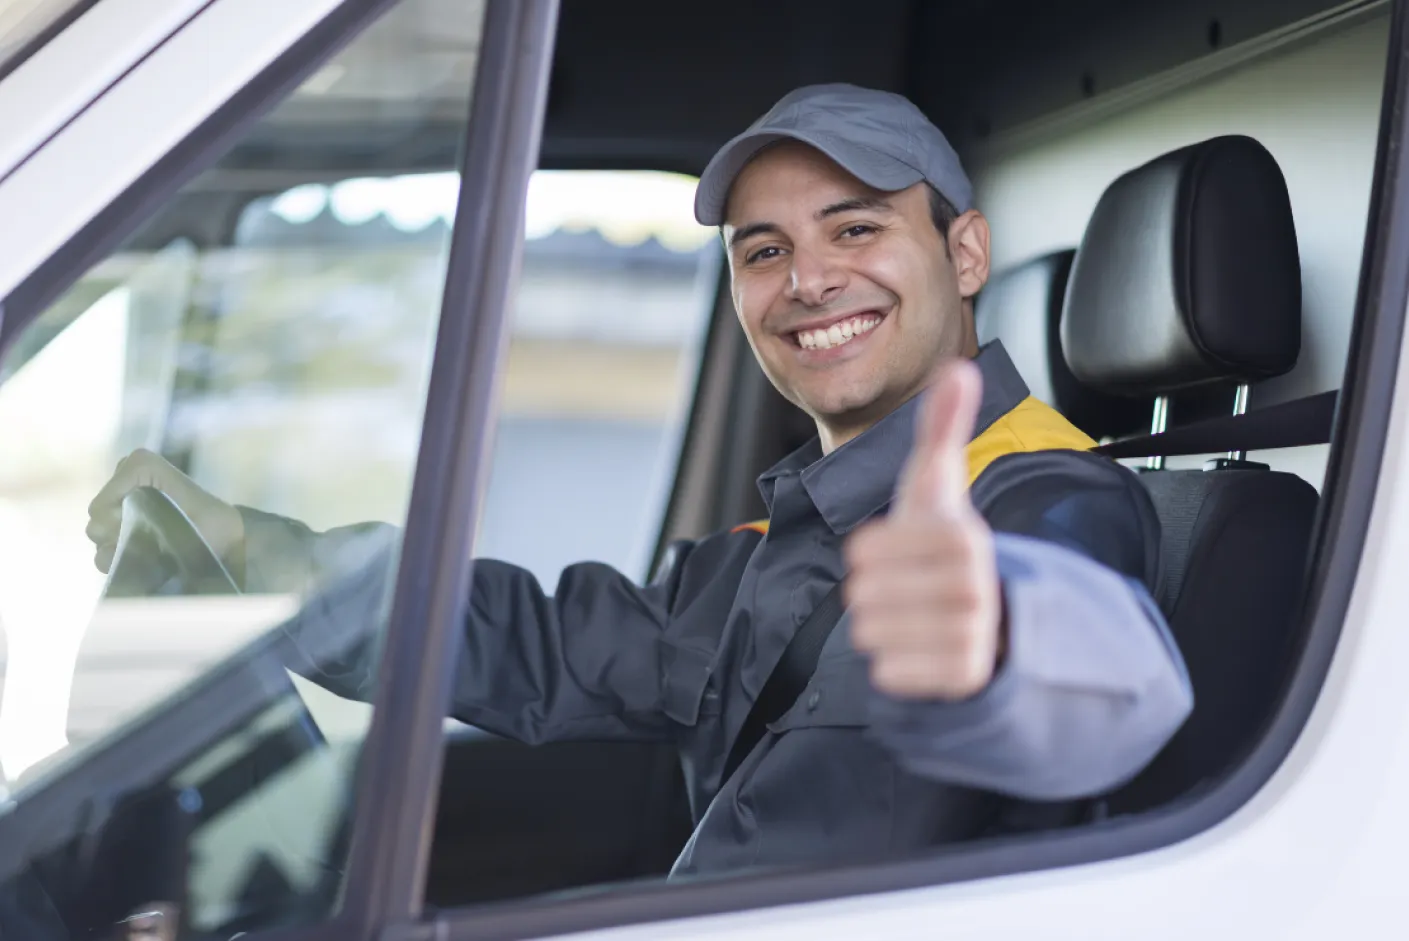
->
<box><xmin>0</xmin><ymin>0</ymin><xmax>563</xmax><ymax>938</ymax></box>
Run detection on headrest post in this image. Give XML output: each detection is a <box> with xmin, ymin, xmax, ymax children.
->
<box><xmin>1228</xmin><ymin>383</ymin><xmax>1250</xmax><ymax>462</ymax></box>
<box><xmin>1146</xmin><ymin>396</ymin><xmax>1169</xmax><ymax>471</ymax></box>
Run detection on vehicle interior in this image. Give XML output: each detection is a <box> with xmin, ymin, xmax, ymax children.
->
<box><xmin>0</xmin><ymin>0</ymin><xmax>1389</xmax><ymax>937</ymax></box>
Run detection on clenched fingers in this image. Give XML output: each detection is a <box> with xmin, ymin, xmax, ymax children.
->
<box><xmin>843</xmin><ymin>511</ymin><xmax>1001</xmax><ymax>700</ymax></box>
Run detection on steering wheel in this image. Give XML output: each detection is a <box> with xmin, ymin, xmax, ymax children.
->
<box><xmin>88</xmin><ymin>485</ymin><xmax>342</xmax><ymax>927</ymax></box>
<box><xmin>103</xmin><ymin>486</ymin><xmax>239</xmax><ymax>598</ymax></box>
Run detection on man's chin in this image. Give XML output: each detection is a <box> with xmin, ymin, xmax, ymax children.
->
<box><xmin>804</xmin><ymin>390</ymin><xmax>891</xmax><ymax>431</ymax></box>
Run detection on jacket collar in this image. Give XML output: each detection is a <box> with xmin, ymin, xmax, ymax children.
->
<box><xmin>757</xmin><ymin>340</ymin><xmax>1030</xmax><ymax>534</ymax></box>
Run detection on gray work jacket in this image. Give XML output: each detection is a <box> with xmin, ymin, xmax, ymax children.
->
<box><xmin>246</xmin><ymin>341</ymin><xmax>1192</xmax><ymax>877</ymax></box>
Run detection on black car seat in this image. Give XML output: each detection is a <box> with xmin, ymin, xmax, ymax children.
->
<box><xmin>975</xmin><ymin>249</ymin><xmax>1150</xmax><ymax>442</ymax></box>
<box><xmin>1061</xmin><ymin>135</ymin><xmax>1319</xmax><ymax>814</ymax></box>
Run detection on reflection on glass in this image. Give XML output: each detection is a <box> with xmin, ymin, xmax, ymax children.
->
<box><xmin>223</xmin><ymin>168</ymin><xmax>717</xmax><ymax>585</ymax></box>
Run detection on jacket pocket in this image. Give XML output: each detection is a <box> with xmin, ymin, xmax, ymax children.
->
<box><xmin>767</xmin><ymin>652</ymin><xmax>872</xmax><ymax>733</ymax></box>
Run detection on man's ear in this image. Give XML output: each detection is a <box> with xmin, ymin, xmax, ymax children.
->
<box><xmin>947</xmin><ymin>210</ymin><xmax>991</xmax><ymax>301</ymax></box>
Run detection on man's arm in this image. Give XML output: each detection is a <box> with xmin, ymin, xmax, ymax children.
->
<box><xmin>242</xmin><ymin>506</ymin><xmax>697</xmax><ymax>744</ymax></box>
<box><xmin>89</xmin><ymin>451</ymin><xmax>708</xmax><ymax>746</ymax></box>
<box><xmin>846</xmin><ymin>363</ymin><xmax>1192</xmax><ymax>801</ymax></box>
<box><xmin>866</xmin><ymin>523</ymin><xmax>1191</xmax><ymax>800</ymax></box>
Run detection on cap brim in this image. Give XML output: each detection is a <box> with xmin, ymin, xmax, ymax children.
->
<box><xmin>693</xmin><ymin>128</ymin><xmax>925</xmax><ymax>226</ymax></box>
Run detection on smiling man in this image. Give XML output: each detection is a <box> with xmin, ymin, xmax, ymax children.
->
<box><xmin>719</xmin><ymin>145</ymin><xmax>977</xmax><ymax>455</ymax></box>
<box><xmin>88</xmin><ymin>84</ymin><xmax>1192</xmax><ymax>876</ymax></box>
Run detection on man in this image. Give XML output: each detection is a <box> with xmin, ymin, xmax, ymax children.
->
<box><xmin>88</xmin><ymin>84</ymin><xmax>1191</xmax><ymax>876</ymax></box>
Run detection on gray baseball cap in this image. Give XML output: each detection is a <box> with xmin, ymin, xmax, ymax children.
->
<box><xmin>693</xmin><ymin>83</ymin><xmax>973</xmax><ymax>226</ymax></box>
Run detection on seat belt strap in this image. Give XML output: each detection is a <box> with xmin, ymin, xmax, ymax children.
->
<box><xmin>1094</xmin><ymin>390</ymin><xmax>1337</xmax><ymax>459</ymax></box>
<box><xmin>721</xmin><ymin>581</ymin><xmax>847</xmax><ymax>788</ymax></box>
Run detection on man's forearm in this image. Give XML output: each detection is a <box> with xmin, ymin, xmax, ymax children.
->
<box><xmin>239</xmin><ymin>506</ymin><xmax>401</xmax><ymax>700</ymax></box>
<box><xmin>866</xmin><ymin>533</ymin><xmax>1193</xmax><ymax>801</ymax></box>
<box><xmin>242</xmin><ymin>505</ymin><xmax>686</xmax><ymax>743</ymax></box>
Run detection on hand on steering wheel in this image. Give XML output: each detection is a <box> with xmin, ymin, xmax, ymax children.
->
<box><xmin>105</xmin><ymin>486</ymin><xmax>240</xmax><ymax>597</ymax></box>
<box><xmin>87</xmin><ymin>450</ymin><xmax>245</xmax><ymax>597</ymax></box>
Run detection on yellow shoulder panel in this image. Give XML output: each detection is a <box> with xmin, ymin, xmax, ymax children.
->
<box><xmin>964</xmin><ymin>396</ymin><xmax>1096</xmax><ymax>485</ymax></box>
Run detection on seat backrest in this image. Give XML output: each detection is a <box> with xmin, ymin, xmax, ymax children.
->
<box><xmin>975</xmin><ymin>250</ymin><xmax>1149</xmax><ymax>442</ymax></box>
<box><xmin>1062</xmin><ymin>135</ymin><xmax>1316</xmax><ymax>813</ymax></box>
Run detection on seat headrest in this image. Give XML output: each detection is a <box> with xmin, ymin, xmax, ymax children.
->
<box><xmin>1061</xmin><ymin>135</ymin><xmax>1302</xmax><ymax>398</ymax></box>
<box><xmin>976</xmin><ymin>250</ymin><xmax>1150</xmax><ymax>440</ymax></box>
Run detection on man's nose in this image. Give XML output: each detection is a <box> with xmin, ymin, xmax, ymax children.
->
<box><xmin>785</xmin><ymin>247</ymin><xmax>846</xmax><ymax>307</ymax></box>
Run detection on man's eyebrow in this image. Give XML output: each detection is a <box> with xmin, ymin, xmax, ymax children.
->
<box><xmin>727</xmin><ymin>221</ymin><xmax>779</xmax><ymax>250</ymax></box>
<box><xmin>817</xmin><ymin>195</ymin><xmax>893</xmax><ymax>219</ymax></box>
<box><xmin>726</xmin><ymin>196</ymin><xmax>892</xmax><ymax>249</ymax></box>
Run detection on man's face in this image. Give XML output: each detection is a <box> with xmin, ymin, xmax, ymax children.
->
<box><xmin>722</xmin><ymin>142</ymin><xmax>989</xmax><ymax>449</ymax></box>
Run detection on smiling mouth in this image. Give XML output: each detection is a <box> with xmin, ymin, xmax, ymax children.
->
<box><xmin>791</xmin><ymin>312</ymin><xmax>884</xmax><ymax>350</ymax></box>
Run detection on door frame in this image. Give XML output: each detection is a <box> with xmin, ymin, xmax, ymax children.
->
<box><xmin>0</xmin><ymin>1</ymin><xmax>560</xmax><ymax>940</ymax></box>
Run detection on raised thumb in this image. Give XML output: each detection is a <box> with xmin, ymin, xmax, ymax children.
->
<box><xmin>896</xmin><ymin>358</ymin><xmax>982</xmax><ymax>518</ymax></box>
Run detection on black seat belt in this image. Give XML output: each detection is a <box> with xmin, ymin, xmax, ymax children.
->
<box><xmin>1094</xmin><ymin>390</ymin><xmax>1337</xmax><ymax>459</ymax></box>
<box><xmin>721</xmin><ymin>581</ymin><xmax>847</xmax><ymax>787</ymax></box>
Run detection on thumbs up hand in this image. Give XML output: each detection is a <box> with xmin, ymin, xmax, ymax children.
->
<box><xmin>844</xmin><ymin>358</ymin><xmax>1003</xmax><ymax>700</ymax></box>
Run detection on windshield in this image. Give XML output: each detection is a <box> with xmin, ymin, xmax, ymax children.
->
<box><xmin>0</xmin><ymin>0</ymin><xmax>90</xmax><ymax>74</ymax></box>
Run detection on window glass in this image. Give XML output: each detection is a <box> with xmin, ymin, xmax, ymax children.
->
<box><xmin>480</xmin><ymin>170</ymin><xmax>717</xmax><ymax>584</ymax></box>
<box><xmin>225</xmin><ymin>169</ymin><xmax>717</xmax><ymax>587</ymax></box>
<box><xmin>0</xmin><ymin>0</ymin><xmax>485</xmax><ymax>936</ymax></box>
<box><xmin>204</xmin><ymin>171</ymin><xmax>714</xmax><ymax>752</ymax></box>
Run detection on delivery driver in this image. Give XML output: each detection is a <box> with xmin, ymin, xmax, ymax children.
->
<box><xmin>87</xmin><ymin>84</ymin><xmax>1192</xmax><ymax>876</ymax></box>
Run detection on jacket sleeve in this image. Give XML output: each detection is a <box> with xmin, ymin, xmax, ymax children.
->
<box><xmin>866</xmin><ymin>452</ymin><xmax>1194</xmax><ymax>801</ymax></box>
<box><xmin>238</xmin><ymin>506</ymin><xmax>686</xmax><ymax>744</ymax></box>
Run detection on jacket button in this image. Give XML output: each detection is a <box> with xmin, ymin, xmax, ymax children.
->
<box><xmin>806</xmin><ymin>691</ymin><xmax>821</xmax><ymax>711</ymax></box>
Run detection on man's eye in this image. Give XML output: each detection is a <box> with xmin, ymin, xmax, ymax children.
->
<box><xmin>841</xmin><ymin>224</ymin><xmax>877</xmax><ymax>238</ymax></box>
<box><xmin>746</xmin><ymin>246</ymin><xmax>782</xmax><ymax>264</ymax></box>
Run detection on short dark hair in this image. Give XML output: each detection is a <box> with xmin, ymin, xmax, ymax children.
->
<box><xmin>927</xmin><ymin>184</ymin><xmax>960</xmax><ymax>243</ymax></box>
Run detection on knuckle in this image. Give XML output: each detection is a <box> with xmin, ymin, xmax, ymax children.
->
<box><xmin>952</xmin><ymin>530</ymin><xmax>985</xmax><ymax>569</ymax></box>
<box><xmin>846</xmin><ymin>574</ymin><xmax>887</xmax><ymax>612</ymax></box>
<box><xmin>841</xmin><ymin>540</ymin><xmax>864</xmax><ymax>569</ymax></box>
<box><xmin>948</xmin><ymin>622</ymin><xmax>984</xmax><ymax>664</ymax></box>
<box><xmin>952</xmin><ymin>580</ymin><xmax>984</xmax><ymax>613</ymax></box>
<box><xmin>870</xmin><ymin>658</ymin><xmax>906</xmax><ymax>695</ymax></box>
<box><xmin>848</xmin><ymin>613</ymin><xmax>880</xmax><ymax>650</ymax></box>
<box><xmin>955</xmin><ymin>638</ymin><xmax>995</xmax><ymax>693</ymax></box>
<box><xmin>896</xmin><ymin>659</ymin><xmax>943</xmax><ymax>698</ymax></box>
<box><xmin>846</xmin><ymin>524</ymin><xmax>885</xmax><ymax>561</ymax></box>
<box><xmin>843</xmin><ymin>579</ymin><xmax>870</xmax><ymax>611</ymax></box>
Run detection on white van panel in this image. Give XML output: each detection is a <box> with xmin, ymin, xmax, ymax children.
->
<box><xmin>0</xmin><ymin>0</ymin><xmax>344</xmax><ymax>305</ymax></box>
<box><xmin>0</xmin><ymin>0</ymin><xmax>210</xmax><ymax>183</ymax></box>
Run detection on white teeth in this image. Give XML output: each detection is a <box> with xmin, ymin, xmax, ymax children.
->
<box><xmin>796</xmin><ymin>314</ymin><xmax>881</xmax><ymax>351</ymax></box>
